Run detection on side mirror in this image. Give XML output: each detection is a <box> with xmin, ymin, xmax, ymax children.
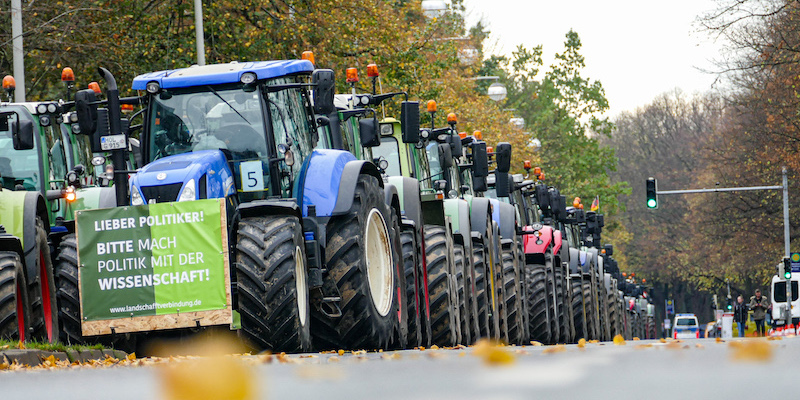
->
<box><xmin>438</xmin><ymin>143</ymin><xmax>453</xmax><ymax>169</ymax></box>
<box><xmin>495</xmin><ymin>142</ymin><xmax>512</xmax><ymax>173</ymax></box>
<box><xmin>556</xmin><ymin>195</ymin><xmax>567</xmax><ymax>223</ymax></box>
<box><xmin>471</xmin><ymin>142</ymin><xmax>488</xmax><ymax>177</ymax></box>
<box><xmin>473</xmin><ymin>176</ymin><xmax>487</xmax><ymax>193</ymax></box>
<box><xmin>359</xmin><ymin>116</ymin><xmax>380</xmax><ymax>147</ymax></box>
<box><xmin>90</xmin><ymin>108</ymin><xmax>111</xmax><ymax>153</ymax></box>
<box><xmin>400</xmin><ymin>101</ymin><xmax>420</xmax><ymax>143</ymax></box>
<box><xmin>535</xmin><ymin>184</ymin><xmax>550</xmax><ymax>210</ymax></box>
<box><xmin>7</xmin><ymin>114</ymin><xmax>34</xmax><ymax>150</ymax></box>
<box><xmin>449</xmin><ymin>133</ymin><xmax>463</xmax><ymax>158</ymax></box>
<box><xmin>129</xmin><ymin>137</ymin><xmax>142</xmax><ymax>169</ymax></box>
<box><xmin>312</xmin><ymin>69</ymin><xmax>336</xmax><ymax>115</ymax></box>
<box><xmin>75</xmin><ymin>89</ymin><xmax>98</xmax><ymax>136</ymax></box>
<box><xmin>495</xmin><ymin>172</ymin><xmax>510</xmax><ymax>197</ymax></box>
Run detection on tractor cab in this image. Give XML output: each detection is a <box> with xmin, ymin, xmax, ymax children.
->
<box><xmin>130</xmin><ymin>60</ymin><xmax>322</xmax><ymax>205</ymax></box>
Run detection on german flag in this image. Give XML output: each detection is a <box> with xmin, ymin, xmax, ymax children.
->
<box><xmin>590</xmin><ymin>196</ymin><xmax>600</xmax><ymax>212</ymax></box>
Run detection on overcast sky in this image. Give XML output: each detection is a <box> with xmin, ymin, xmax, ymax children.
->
<box><xmin>462</xmin><ymin>0</ymin><xmax>727</xmax><ymax>118</ymax></box>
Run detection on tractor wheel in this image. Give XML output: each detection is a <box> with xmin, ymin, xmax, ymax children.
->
<box><xmin>526</xmin><ymin>263</ymin><xmax>550</xmax><ymax>343</ymax></box>
<box><xmin>501</xmin><ymin>242</ymin><xmax>523</xmax><ymax>345</ymax></box>
<box><xmin>607</xmin><ymin>292</ymin><xmax>617</xmax><ymax>339</ymax></box>
<box><xmin>236</xmin><ymin>215</ymin><xmax>311</xmax><ymax>352</ymax></box>
<box><xmin>581</xmin><ymin>280</ymin><xmax>597</xmax><ymax>340</ymax></box>
<box><xmin>388</xmin><ymin>212</ymin><xmax>408</xmax><ymax>350</ymax></box>
<box><xmin>544</xmin><ymin>252</ymin><xmax>559</xmax><ymax>344</ymax></box>
<box><xmin>54</xmin><ymin>235</ymin><xmax>83</xmax><ymax>345</ymax></box>
<box><xmin>401</xmin><ymin>229</ymin><xmax>422</xmax><ymax>348</ymax></box>
<box><xmin>315</xmin><ymin>174</ymin><xmax>396</xmax><ymax>350</ymax></box>
<box><xmin>0</xmin><ymin>251</ymin><xmax>29</xmax><ymax>341</ymax></box>
<box><xmin>472</xmin><ymin>239</ymin><xmax>491</xmax><ymax>340</ymax></box>
<box><xmin>30</xmin><ymin>216</ymin><xmax>57</xmax><ymax>343</ymax></box>
<box><xmin>454</xmin><ymin>243</ymin><xmax>470</xmax><ymax>345</ymax></box>
<box><xmin>425</xmin><ymin>225</ymin><xmax>457</xmax><ymax>347</ymax></box>
<box><xmin>571</xmin><ymin>278</ymin><xmax>587</xmax><ymax>341</ymax></box>
<box><xmin>517</xmin><ymin>242</ymin><xmax>530</xmax><ymax>342</ymax></box>
<box><xmin>554</xmin><ymin>263</ymin><xmax>568</xmax><ymax>343</ymax></box>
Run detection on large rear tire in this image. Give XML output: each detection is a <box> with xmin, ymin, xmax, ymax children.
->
<box><xmin>388</xmin><ymin>212</ymin><xmax>408</xmax><ymax>350</ymax></box>
<box><xmin>314</xmin><ymin>174</ymin><xmax>396</xmax><ymax>350</ymax></box>
<box><xmin>607</xmin><ymin>292</ymin><xmax>618</xmax><ymax>339</ymax></box>
<box><xmin>501</xmin><ymin>242</ymin><xmax>523</xmax><ymax>345</ymax></box>
<box><xmin>425</xmin><ymin>225</ymin><xmax>457</xmax><ymax>347</ymax></box>
<box><xmin>0</xmin><ymin>251</ymin><xmax>29</xmax><ymax>341</ymax></box>
<box><xmin>526</xmin><ymin>263</ymin><xmax>550</xmax><ymax>343</ymax></box>
<box><xmin>454</xmin><ymin>243</ymin><xmax>470</xmax><ymax>345</ymax></box>
<box><xmin>554</xmin><ymin>263</ymin><xmax>568</xmax><ymax>343</ymax></box>
<box><xmin>54</xmin><ymin>235</ymin><xmax>83</xmax><ymax>345</ymax></box>
<box><xmin>236</xmin><ymin>215</ymin><xmax>311</xmax><ymax>352</ymax></box>
<box><xmin>472</xmin><ymin>238</ymin><xmax>491</xmax><ymax>340</ymax></box>
<box><xmin>401</xmin><ymin>229</ymin><xmax>422</xmax><ymax>348</ymax></box>
<box><xmin>544</xmin><ymin>252</ymin><xmax>559</xmax><ymax>344</ymax></box>
<box><xmin>30</xmin><ymin>216</ymin><xmax>57</xmax><ymax>343</ymax></box>
<box><xmin>582</xmin><ymin>279</ymin><xmax>597</xmax><ymax>340</ymax></box>
<box><xmin>571</xmin><ymin>277</ymin><xmax>587</xmax><ymax>341</ymax></box>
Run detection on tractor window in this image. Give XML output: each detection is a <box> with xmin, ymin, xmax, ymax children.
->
<box><xmin>316</xmin><ymin>125</ymin><xmax>332</xmax><ymax>150</ymax></box>
<box><xmin>44</xmin><ymin>124</ymin><xmax>67</xmax><ymax>189</ymax></box>
<box><xmin>147</xmin><ymin>84</ymin><xmax>268</xmax><ymax>162</ymax></box>
<box><xmin>412</xmin><ymin>146</ymin><xmax>431</xmax><ymax>190</ymax></box>
<box><xmin>267</xmin><ymin>79</ymin><xmax>314</xmax><ymax>197</ymax></box>
<box><xmin>373</xmin><ymin>136</ymin><xmax>401</xmax><ymax>177</ymax></box>
<box><xmin>67</xmin><ymin>131</ymin><xmax>97</xmax><ymax>186</ymax></box>
<box><xmin>0</xmin><ymin>112</ymin><xmax>40</xmax><ymax>191</ymax></box>
<box><xmin>340</xmin><ymin>119</ymin><xmax>362</xmax><ymax>160</ymax></box>
<box><xmin>425</xmin><ymin>142</ymin><xmax>443</xmax><ymax>183</ymax></box>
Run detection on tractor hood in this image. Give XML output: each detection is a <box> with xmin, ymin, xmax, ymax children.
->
<box><xmin>130</xmin><ymin>150</ymin><xmax>234</xmax><ymax>204</ymax></box>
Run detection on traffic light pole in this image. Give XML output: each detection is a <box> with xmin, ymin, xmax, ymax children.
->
<box><xmin>654</xmin><ymin>167</ymin><xmax>791</xmax><ymax>326</ymax></box>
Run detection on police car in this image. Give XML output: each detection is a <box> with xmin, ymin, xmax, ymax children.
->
<box><xmin>673</xmin><ymin>313</ymin><xmax>700</xmax><ymax>339</ymax></box>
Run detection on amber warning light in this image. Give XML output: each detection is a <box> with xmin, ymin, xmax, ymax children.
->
<box><xmin>427</xmin><ymin>100</ymin><xmax>437</xmax><ymax>113</ymax></box>
<box><xmin>367</xmin><ymin>64</ymin><xmax>379</xmax><ymax>78</ymax></box>
<box><xmin>301</xmin><ymin>51</ymin><xmax>315</xmax><ymax>66</ymax></box>
<box><xmin>346</xmin><ymin>68</ymin><xmax>359</xmax><ymax>83</ymax></box>
<box><xmin>3</xmin><ymin>75</ymin><xmax>15</xmax><ymax>91</ymax></box>
<box><xmin>61</xmin><ymin>67</ymin><xmax>75</xmax><ymax>82</ymax></box>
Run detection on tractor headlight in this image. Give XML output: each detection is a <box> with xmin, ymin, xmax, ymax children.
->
<box><xmin>146</xmin><ymin>81</ymin><xmax>160</xmax><ymax>94</ymax></box>
<box><xmin>131</xmin><ymin>188</ymin><xmax>145</xmax><ymax>206</ymax></box>
<box><xmin>178</xmin><ymin>179</ymin><xmax>196</xmax><ymax>202</ymax></box>
<box><xmin>240</xmin><ymin>72</ymin><xmax>257</xmax><ymax>84</ymax></box>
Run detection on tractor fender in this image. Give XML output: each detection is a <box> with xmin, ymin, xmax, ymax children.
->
<box><xmin>442</xmin><ymin>198</ymin><xmax>471</xmax><ymax>236</ymax></box>
<box><xmin>522</xmin><ymin>224</ymin><xmax>553</xmax><ymax>257</ymax></box>
<box><xmin>569</xmin><ymin>247</ymin><xmax>581</xmax><ymax>275</ymax></box>
<box><xmin>587</xmin><ymin>247</ymin><xmax>599</xmax><ymax>275</ymax></box>
<box><xmin>22</xmin><ymin>191</ymin><xmax>49</xmax><ymax>281</ymax></box>
<box><xmin>299</xmin><ymin>149</ymin><xmax>382</xmax><ymax>217</ymax></box>
<box><xmin>580</xmin><ymin>250</ymin><xmax>593</xmax><ymax>275</ymax></box>
<box><xmin>469</xmin><ymin>197</ymin><xmax>492</xmax><ymax>238</ymax></box>
<box><xmin>491</xmin><ymin>199</ymin><xmax>516</xmax><ymax>241</ymax></box>
<box><xmin>386</xmin><ymin>176</ymin><xmax>422</xmax><ymax>229</ymax></box>
<box><xmin>73</xmin><ymin>186</ymin><xmax>117</xmax><ymax>211</ymax></box>
<box><xmin>238</xmin><ymin>199</ymin><xmax>302</xmax><ymax>220</ymax></box>
<box><xmin>382</xmin><ymin>182</ymin><xmax>402</xmax><ymax>222</ymax></box>
<box><xmin>597</xmin><ymin>254</ymin><xmax>605</xmax><ymax>276</ymax></box>
<box><xmin>552</xmin><ymin>229</ymin><xmax>563</xmax><ymax>255</ymax></box>
<box><xmin>0</xmin><ymin>234</ymin><xmax>25</xmax><ymax>266</ymax></box>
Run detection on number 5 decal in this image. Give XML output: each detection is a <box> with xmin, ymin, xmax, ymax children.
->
<box><xmin>239</xmin><ymin>161</ymin><xmax>264</xmax><ymax>192</ymax></box>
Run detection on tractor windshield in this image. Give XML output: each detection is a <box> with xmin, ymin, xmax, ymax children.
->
<box><xmin>373</xmin><ymin>136</ymin><xmax>402</xmax><ymax>177</ymax></box>
<box><xmin>0</xmin><ymin>112</ymin><xmax>40</xmax><ymax>191</ymax></box>
<box><xmin>425</xmin><ymin>142</ymin><xmax>443</xmax><ymax>182</ymax></box>
<box><xmin>147</xmin><ymin>83</ymin><xmax>268</xmax><ymax>162</ymax></box>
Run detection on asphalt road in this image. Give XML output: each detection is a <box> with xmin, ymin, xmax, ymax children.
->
<box><xmin>2</xmin><ymin>336</ymin><xmax>797</xmax><ymax>399</ymax></box>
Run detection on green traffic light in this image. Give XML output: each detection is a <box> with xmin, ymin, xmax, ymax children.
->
<box><xmin>785</xmin><ymin>271</ymin><xmax>792</xmax><ymax>279</ymax></box>
<box><xmin>647</xmin><ymin>199</ymin><xmax>657</xmax><ymax>208</ymax></box>
<box><xmin>727</xmin><ymin>304</ymin><xmax>732</xmax><ymax>310</ymax></box>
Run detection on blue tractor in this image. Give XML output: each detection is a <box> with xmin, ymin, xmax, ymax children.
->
<box><xmin>70</xmin><ymin>61</ymin><xmax>402</xmax><ymax>352</ymax></box>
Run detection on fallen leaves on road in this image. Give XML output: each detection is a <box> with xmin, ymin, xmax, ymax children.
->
<box><xmin>541</xmin><ymin>345</ymin><xmax>566</xmax><ymax>354</ymax></box>
<box><xmin>577</xmin><ymin>339</ymin><xmax>586</xmax><ymax>349</ymax></box>
<box><xmin>473</xmin><ymin>339</ymin><xmax>516</xmax><ymax>365</ymax></box>
<box><xmin>729</xmin><ymin>340</ymin><xmax>773</xmax><ymax>363</ymax></box>
<box><xmin>613</xmin><ymin>335</ymin><xmax>626</xmax><ymax>346</ymax></box>
<box><xmin>634</xmin><ymin>344</ymin><xmax>653</xmax><ymax>350</ymax></box>
<box><xmin>767</xmin><ymin>336</ymin><xmax>782</xmax><ymax>341</ymax></box>
<box><xmin>716</xmin><ymin>337</ymin><xmax>724</xmax><ymax>343</ymax></box>
<box><xmin>529</xmin><ymin>341</ymin><xmax>543</xmax><ymax>346</ymax></box>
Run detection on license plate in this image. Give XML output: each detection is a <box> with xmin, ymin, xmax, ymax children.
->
<box><xmin>100</xmin><ymin>134</ymin><xmax>127</xmax><ymax>151</ymax></box>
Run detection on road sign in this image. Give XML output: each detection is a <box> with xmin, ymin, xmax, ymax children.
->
<box><xmin>665</xmin><ymin>299</ymin><xmax>674</xmax><ymax>315</ymax></box>
<box><xmin>791</xmin><ymin>252</ymin><xmax>800</xmax><ymax>273</ymax></box>
<box><xmin>664</xmin><ymin>319</ymin><xmax>671</xmax><ymax>330</ymax></box>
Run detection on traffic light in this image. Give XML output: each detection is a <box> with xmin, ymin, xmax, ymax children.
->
<box><xmin>783</xmin><ymin>256</ymin><xmax>792</xmax><ymax>280</ymax></box>
<box><xmin>726</xmin><ymin>297</ymin><xmax>733</xmax><ymax>311</ymax></box>
<box><xmin>646</xmin><ymin>177</ymin><xmax>658</xmax><ymax>209</ymax></box>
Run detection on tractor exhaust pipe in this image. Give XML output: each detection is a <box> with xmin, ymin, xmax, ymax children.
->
<box><xmin>97</xmin><ymin>67</ymin><xmax>129</xmax><ymax>206</ymax></box>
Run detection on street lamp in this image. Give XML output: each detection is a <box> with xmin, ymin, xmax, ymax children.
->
<box><xmin>421</xmin><ymin>0</ymin><xmax>447</xmax><ymax>18</ymax></box>
<box><xmin>487</xmin><ymin>82</ymin><xmax>507</xmax><ymax>102</ymax></box>
<box><xmin>529</xmin><ymin>138</ymin><xmax>542</xmax><ymax>152</ymax></box>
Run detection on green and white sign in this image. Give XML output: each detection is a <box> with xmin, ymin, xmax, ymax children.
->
<box><xmin>76</xmin><ymin>199</ymin><xmax>231</xmax><ymax>335</ymax></box>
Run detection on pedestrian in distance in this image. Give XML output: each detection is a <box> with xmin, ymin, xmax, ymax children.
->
<box><xmin>749</xmin><ymin>289</ymin><xmax>770</xmax><ymax>337</ymax></box>
<box><xmin>733</xmin><ymin>295</ymin><xmax>748</xmax><ymax>337</ymax></box>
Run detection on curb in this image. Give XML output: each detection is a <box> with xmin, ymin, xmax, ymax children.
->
<box><xmin>0</xmin><ymin>349</ymin><xmax>128</xmax><ymax>367</ymax></box>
